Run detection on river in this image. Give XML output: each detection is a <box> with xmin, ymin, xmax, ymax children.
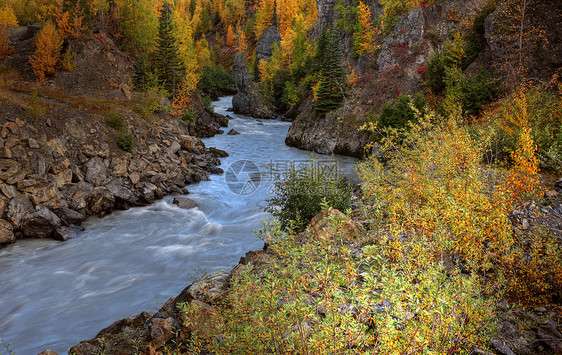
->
<box><xmin>0</xmin><ymin>97</ymin><xmax>359</xmax><ymax>354</ymax></box>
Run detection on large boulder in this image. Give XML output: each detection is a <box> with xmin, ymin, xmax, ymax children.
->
<box><xmin>232</xmin><ymin>52</ymin><xmax>275</xmax><ymax>118</ymax></box>
<box><xmin>172</xmin><ymin>196</ymin><xmax>198</xmax><ymax>209</ymax></box>
<box><xmin>21</xmin><ymin>207</ymin><xmax>62</xmax><ymax>238</ymax></box>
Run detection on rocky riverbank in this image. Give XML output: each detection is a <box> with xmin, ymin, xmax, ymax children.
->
<box><xmin>0</xmin><ymin>88</ymin><xmax>229</xmax><ymax>246</ymax></box>
<box><xmin>0</xmin><ymin>26</ymin><xmax>233</xmax><ymax>247</ymax></box>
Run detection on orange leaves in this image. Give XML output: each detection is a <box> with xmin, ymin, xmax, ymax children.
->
<box><xmin>234</xmin><ymin>24</ymin><xmax>247</xmax><ymax>53</ymax></box>
<box><xmin>54</xmin><ymin>6</ymin><xmax>84</xmax><ymax>40</ymax></box>
<box><xmin>29</xmin><ymin>21</ymin><xmax>62</xmax><ymax>83</ymax></box>
<box><xmin>225</xmin><ymin>24</ymin><xmax>234</xmax><ymax>47</ymax></box>
<box><xmin>0</xmin><ymin>28</ymin><xmax>13</xmax><ymax>60</ymax></box>
<box><xmin>354</xmin><ymin>1</ymin><xmax>381</xmax><ymax>55</ymax></box>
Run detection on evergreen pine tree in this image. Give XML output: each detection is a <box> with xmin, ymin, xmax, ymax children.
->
<box><xmin>314</xmin><ymin>27</ymin><xmax>346</xmax><ymax>114</ymax></box>
<box><xmin>155</xmin><ymin>2</ymin><xmax>183</xmax><ymax>97</ymax></box>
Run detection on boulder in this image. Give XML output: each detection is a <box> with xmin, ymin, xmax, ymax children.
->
<box><xmin>208</xmin><ymin>147</ymin><xmax>229</xmax><ymax>157</ymax></box>
<box><xmin>0</xmin><ymin>219</ymin><xmax>15</xmax><ymax>245</ymax></box>
<box><xmin>227</xmin><ymin>129</ymin><xmax>240</xmax><ymax>135</ymax></box>
<box><xmin>106</xmin><ymin>179</ymin><xmax>133</xmax><ymax>203</ymax></box>
<box><xmin>84</xmin><ymin>157</ymin><xmax>108</xmax><ymax>186</ymax></box>
<box><xmin>140</xmin><ymin>182</ymin><xmax>159</xmax><ymax>204</ymax></box>
<box><xmin>6</xmin><ymin>193</ymin><xmax>34</xmax><ymax>228</ymax></box>
<box><xmin>38</xmin><ymin>351</ymin><xmax>59</xmax><ymax>355</ymax></box>
<box><xmin>184</xmin><ymin>270</ymin><xmax>231</xmax><ymax>304</ymax></box>
<box><xmin>88</xmin><ymin>187</ymin><xmax>115</xmax><ymax>215</ymax></box>
<box><xmin>53</xmin><ymin>224</ymin><xmax>85</xmax><ymax>241</ymax></box>
<box><xmin>21</xmin><ymin>207</ymin><xmax>62</xmax><ymax>238</ymax></box>
<box><xmin>0</xmin><ymin>158</ymin><xmax>19</xmax><ymax>180</ymax></box>
<box><xmin>53</xmin><ymin>207</ymin><xmax>85</xmax><ymax>225</ymax></box>
<box><xmin>172</xmin><ymin>197</ymin><xmax>198</xmax><ymax>209</ymax></box>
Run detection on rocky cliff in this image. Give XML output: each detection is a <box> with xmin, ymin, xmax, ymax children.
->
<box><xmin>0</xmin><ymin>28</ymin><xmax>229</xmax><ymax>247</ymax></box>
<box><xmin>286</xmin><ymin>0</ymin><xmax>489</xmax><ymax>157</ymax></box>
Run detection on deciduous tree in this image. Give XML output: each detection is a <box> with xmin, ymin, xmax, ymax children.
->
<box><xmin>30</xmin><ymin>21</ymin><xmax>63</xmax><ymax>83</ymax></box>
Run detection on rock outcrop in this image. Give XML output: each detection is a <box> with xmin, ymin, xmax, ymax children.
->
<box><xmin>232</xmin><ymin>53</ymin><xmax>274</xmax><ymax>118</ymax></box>
<box><xmin>287</xmin><ymin>0</ymin><xmax>489</xmax><ymax>157</ymax></box>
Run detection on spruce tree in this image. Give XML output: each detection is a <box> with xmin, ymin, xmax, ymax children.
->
<box><xmin>314</xmin><ymin>28</ymin><xmax>346</xmax><ymax>114</ymax></box>
<box><xmin>155</xmin><ymin>3</ymin><xmax>183</xmax><ymax>97</ymax></box>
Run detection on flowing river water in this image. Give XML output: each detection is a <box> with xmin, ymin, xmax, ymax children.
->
<box><xmin>0</xmin><ymin>97</ymin><xmax>359</xmax><ymax>354</ymax></box>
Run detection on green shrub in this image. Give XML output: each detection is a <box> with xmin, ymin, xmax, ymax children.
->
<box><xmin>456</xmin><ymin>70</ymin><xmax>501</xmax><ymax>117</ymax></box>
<box><xmin>197</xmin><ymin>66</ymin><xmax>237</xmax><ymax>98</ymax></box>
<box><xmin>376</xmin><ymin>93</ymin><xmax>426</xmax><ymax>130</ymax></box>
<box><xmin>264</xmin><ymin>160</ymin><xmax>353</xmax><ymax>232</ymax></box>
<box><xmin>181</xmin><ymin>109</ymin><xmax>196</xmax><ymax>125</ymax></box>
<box><xmin>426</xmin><ymin>52</ymin><xmax>449</xmax><ymax>94</ymax></box>
<box><xmin>461</xmin><ymin>2</ymin><xmax>497</xmax><ymax>70</ymax></box>
<box><xmin>202</xmin><ymin>95</ymin><xmax>214</xmax><ymax>113</ymax></box>
<box><xmin>117</xmin><ymin>129</ymin><xmax>135</xmax><ymax>152</ymax></box>
<box><xmin>281</xmin><ymin>81</ymin><xmax>300</xmax><ymax>107</ymax></box>
<box><xmin>104</xmin><ymin>111</ymin><xmax>125</xmax><ymax>130</ymax></box>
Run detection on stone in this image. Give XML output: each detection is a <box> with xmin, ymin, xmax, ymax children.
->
<box><xmin>172</xmin><ymin>196</ymin><xmax>198</xmax><ymax>209</ymax></box>
<box><xmin>149</xmin><ymin>317</ymin><xmax>177</xmax><ymax>342</ymax></box>
<box><xmin>88</xmin><ymin>187</ymin><xmax>115</xmax><ymax>215</ymax></box>
<box><xmin>28</xmin><ymin>138</ymin><xmax>40</xmax><ymax>149</ymax></box>
<box><xmin>178</xmin><ymin>135</ymin><xmax>203</xmax><ymax>153</ymax></box>
<box><xmin>521</xmin><ymin>218</ymin><xmax>529</xmax><ymax>230</ymax></box>
<box><xmin>85</xmin><ymin>157</ymin><xmax>108</xmax><ymax>186</ymax></box>
<box><xmin>52</xmin><ymin>168</ymin><xmax>73</xmax><ymax>188</ymax></box>
<box><xmin>106</xmin><ymin>179</ymin><xmax>133</xmax><ymax>203</ymax></box>
<box><xmin>49</xmin><ymin>157</ymin><xmax>71</xmax><ymax>175</ymax></box>
<box><xmin>0</xmin><ymin>158</ymin><xmax>19</xmax><ymax>180</ymax></box>
<box><xmin>0</xmin><ymin>146</ymin><xmax>12</xmax><ymax>158</ymax></box>
<box><xmin>21</xmin><ymin>207</ymin><xmax>62</xmax><ymax>238</ymax></box>
<box><xmin>38</xmin><ymin>350</ymin><xmax>59</xmax><ymax>355</ymax></box>
<box><xmin>30</xmin><ymin>152</ymin><xmax>46</xmax><ymax>175</ymax></box>
<box><xmin>53</xmin><ymin>224</ymin><xmax>85</xmax><ymax>241</ymax></box>
<box><xmin>170</xmin><ymin>140</ymin><xmax>181</xmax><ymax>154</ymax></box>
<box><xmin>24</xmin><ymin>183</ymin><xmax>58</xmax><ymax>206</ymax></box>
<box><xmin>111</xmin><ymin>159</ymin><xmax>128</xmax><ymax>176</ymax></box>
<box><xmin>6</xmin><ymin>193</ymin><xmax>34</xmax><ymax>228</ymax></box>
<box><xmin>53</xmin><ymin>207</ymin><xmax>84</xmax><ymax>225</ymax></box>
<box><xmin>129</xmin><ymin>171</ymin><xmax>140</xmax><ymax>185</ymax></box>
<box><xmin>185</xmin><ymin>270</ymin><xmax>231</xmax><ymax>304</ymax></box>
<box><xmin>491</xmin><ymin>339</ymin><xmax>516</xmax><ymax>355</ymax></box>
<box><xmin>208</xmin><ymin>147</ymin><xmax>229</xmax><ymax>157</ymax></box>
<box><xmin>310</xmin><ymin>209</ymin><xmax>363</xmax><ymax>240</ymax></box>
<box><xmin>0</xmin><ymin>183</ymin><xmax>17</xmax><ymax>199</ymax></box>
<box><xmin>0</xmin><ymin>219</ymin><xmax>15</xmax><ymax>245</ymax></box>
<box><xmin>545</xmin><ymin>190</ymin><xmax>559</xmax><ymax>199</ymax></box>
<box><xmin>227</xmin><ymin>129</ymin><xmax>240</xmax><ymax>135</ymax></box>
<box><xmin>140</xmin><ymin>182</ymin><xmax>159</xmax><ymax>204</ymax></box>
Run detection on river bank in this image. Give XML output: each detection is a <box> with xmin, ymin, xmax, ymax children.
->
<box><xmin>0</xmin><ymin>97</ymin><xmax>359</xmax><ymax>354</ymax></box>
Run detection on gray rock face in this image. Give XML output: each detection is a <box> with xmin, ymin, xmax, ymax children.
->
<box><xmin>53</xmin><ymin>224</ymin><xmax>85</xmax><ymax>241</ymax></box>
<box><xmin>21</xmin><ymin>207</ymin><xmax>62</xmax><ymax>238</ymax></box>
<box><xmin>227</xmin><ymin>129</ymin><xmax>240</xmax><ymax>135</ymax></box>
<box><xmin>232</xmin><ymin>53</ymin><xmax>274</xmax><ymax>118</ymax></box>
<box><xmin>6</xmin><ymin>193</ymin><xmax>34</xmax><ymax>229</ymax></box>
<box><xmin>256</xmin><ymin>26</ymin><xmax>281</xmax><ymax>62</ymax></box>
<box><xmin>285</xmin><ymin>97</ymin><xmax>373</xmax><ymax>158</ymax></box>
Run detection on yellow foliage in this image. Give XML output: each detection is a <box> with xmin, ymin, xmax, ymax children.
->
<box><xmin>355</xmin><ymin>1</ymin><xmax>382</xmax><ymax>55</ymax></box>
<box><xmin>277</xmin><ymin>0</ymin><xmax>298</xmax><ymax>37</ymax></box>
<box><xmin>0</xmin><ymin>5</ymin><xmax>18</xmax><ymax>27</ymax></box>
<box><xmin>29</xmin><ymin>21</ymin><xmax>62</xmax><ymax>83</ymax></box>
<box><xmin>234</xmin><ymin>24</ymin><xmax>247</xmax><ymax>53</ymax></box>
<box><xmin>253</xmin><ymin>0</ymin><xmax>275</xmax><ymax>39</ymax></box>
<box><xmin>225</xmin><ymin>24</ymin><xmax>234</xmax><ymax>47</ymax></box>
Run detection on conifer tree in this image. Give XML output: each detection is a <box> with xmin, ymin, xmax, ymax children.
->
<box><xmin>155</xmin><ymin>2</ymin><xmax>183</xmax><ymax>97</ymax></box>
<box><xmin>314</xmin><ymin>28</ymin><xmax>346</xmax><ymax>114</ymax></box>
